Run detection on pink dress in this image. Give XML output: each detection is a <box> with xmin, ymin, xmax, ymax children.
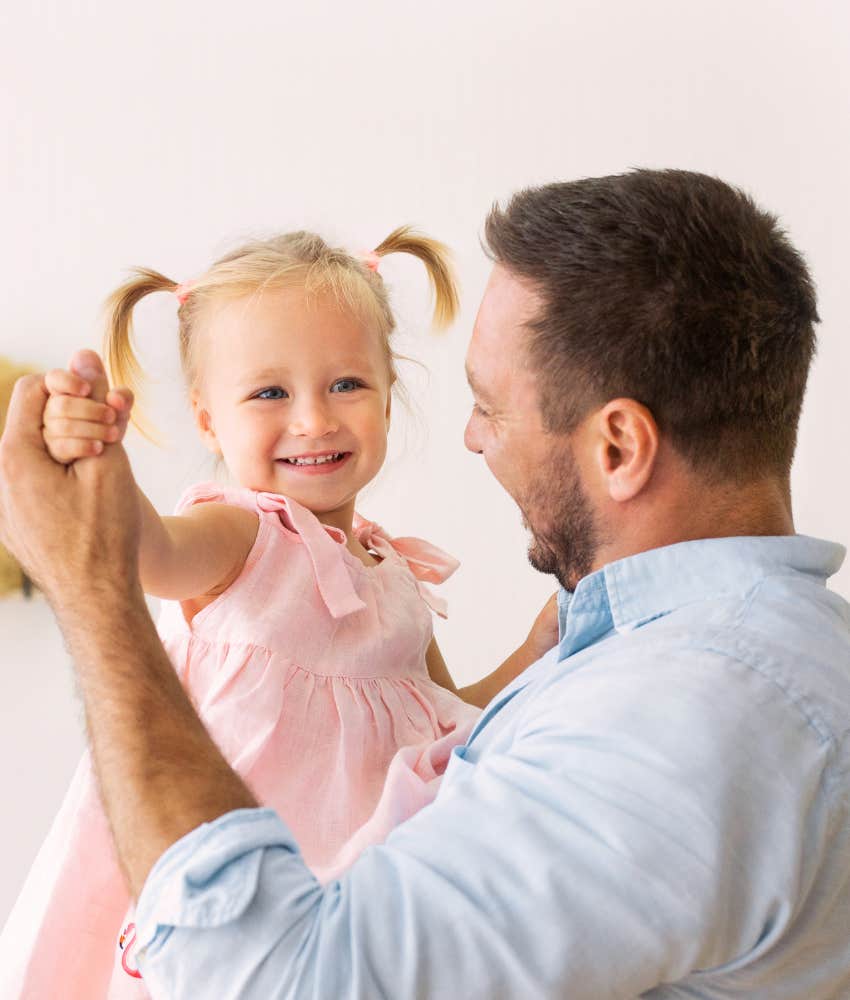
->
<box><xmin>0</xmin><ymin>484</ymin><xmax>480</xmax><ymax>999</ymax></box>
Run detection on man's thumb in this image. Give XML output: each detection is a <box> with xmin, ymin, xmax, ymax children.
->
<box><xmin>0</xmin><ymin>374</ymin><xmax>49</xmax><ymax>453</ymax></box>
<box><xmin>69</xmin><ymin>349</ymin><xmax>109</xmax><ymax>404</ymax></box>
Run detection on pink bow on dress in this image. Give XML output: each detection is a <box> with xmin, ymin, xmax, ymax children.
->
<box><xmin>254</xmin><ymin>492</ymin><xmax>459</xmax><ymax>620</ymax></box>
<box><xmin>256</xmin><ymin>492</ymin><xmax>367</xmax><ymax>620</ymax></box>
<box><xmin>354</xmin><ymin>515</ymin><xmax>459</xmax><ymax>618</ymax></box>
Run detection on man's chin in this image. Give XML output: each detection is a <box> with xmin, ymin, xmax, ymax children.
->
<box><xmin>527</xmin><ymin>537</ymin><xmax>571</xmax><ymax>589</ymax></box>
<box><xmin>527</xmin><ymin>537</ymin><xmax>557</xmax><ymax>576</ymax></box>
<box><xmin>527</xmin><ymin>534</ymin><xmax>593</xmax><ymax>592</ymax></box>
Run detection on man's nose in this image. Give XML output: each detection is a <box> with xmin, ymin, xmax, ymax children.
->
<box><xmin>288</xmin><ymin>396</ymin><xmax>338</xmax><ymax>438</ymax></box>
<box><xmin>463</xmin><ymin>415</ymin><xmax>482</xmax><ymax>454</ymax></box>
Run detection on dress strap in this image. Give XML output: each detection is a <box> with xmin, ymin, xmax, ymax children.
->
<box><xmin>173</xmin><ymin>481</ymin><xmax>254</xmax><ymax>515</ymax></box>
<box><xmin>256</xmin><ymin>492</ymin><xmax>367</xmax><ymax>620</ymax></box>
<box><xmin>353</xmin><ymin>515</ymin><xmax>459</xmax><ymax>619</ymax></box>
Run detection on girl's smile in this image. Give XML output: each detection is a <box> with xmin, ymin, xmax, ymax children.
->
<box><xmin>276</xmin><ymin>450</ymin><xmax>352</xmax><ymax>474</ymax></box>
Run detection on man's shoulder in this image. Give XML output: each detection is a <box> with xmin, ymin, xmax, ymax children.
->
<box><xmin>523</xmin><ymin>605</ymin><xmax>849</xmax><ymax>756</ymax></box>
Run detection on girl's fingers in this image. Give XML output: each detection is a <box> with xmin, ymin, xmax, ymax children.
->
<box><xmin>41</xmin><ymin>380</ymin><xmax>133</xmax><ymax>463</ymax></box>
<box><xmin>46</xmin><ymin>437</ymin><xmax>104</xmax><ymax>464</ymax></box>
<box><xmin>43</xmin><ymin>417</ymin><xmax>121</xmax><ymax>443</ymax></box>
<box><xmin>44</xmin><ymin>369</ymin><xmax>93</xmax><ymax>398</ymax></box>
<box><xmin>40</xmin><ymin>369</ymin><xmax>133</xmax><ymax>464</ymax></box>
<box><xmin>45</xmin><ymin>394</ymin><xmax>116</xmax><ymax>424</ymax></box>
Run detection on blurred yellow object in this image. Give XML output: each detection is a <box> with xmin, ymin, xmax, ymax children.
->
<box><xmin>0</xmin><ymin>356</ymin><xmax>37</xmax><ymax>597</ymax></box>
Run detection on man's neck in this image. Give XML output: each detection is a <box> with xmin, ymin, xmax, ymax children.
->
<box><xmin>591</xmin><ymin>475</ymin><xmax>795</xmax><ymax>575</ymax></box>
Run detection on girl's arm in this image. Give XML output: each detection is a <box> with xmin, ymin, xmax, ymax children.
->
<box><xmin>427</xmin><ymin>593</ymin><xmax>560</xmax><ymax>709</ymax></box>
<box><xmin>42</xmin><ymin>368</ymin><xmax>258</xmax><ymax>601</ymax></box>
<box><xmin>456</xmin><ymin>642</ymin><xmax>541</xmax><ymax>709</ymax></box>
<box><xmin>425</xmin><ymin>639</ymin><xmax>460</xmax><ymax>695</ymax></box>
<box><xmin>137</xmin><ymin>490</ymin><xmax>259</xmax><ymax>600</ymax></box>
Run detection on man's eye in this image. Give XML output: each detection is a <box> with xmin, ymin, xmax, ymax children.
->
<box><xmin>255</xmin><ymin>387</ymin><xmax>287</xmax><ymax>400</ymax></box>
<box><xmin>472</xmin><ymin>402</ymin><xmax>489</xmax><ymax>418</ymax></box>
<box><xmin>330</xmin><ymin>378</ymin><xmax>363</xmax><ymax>393</ymax></box>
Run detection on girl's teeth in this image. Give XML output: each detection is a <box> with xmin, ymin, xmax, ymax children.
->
<box><xmin>287</xmin><ymin>453</ymin><xmax>342</xmax><ymax>466</ymax></box>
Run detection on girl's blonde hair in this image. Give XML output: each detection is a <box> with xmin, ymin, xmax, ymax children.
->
<box><xmin>103</xmin><ymin>225</ymin><xmax>459</xmax><ymax>431</ymax></box>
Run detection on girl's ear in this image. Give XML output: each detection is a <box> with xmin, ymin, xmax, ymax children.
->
<box><xmin>191</xmin><ymin>390</ymin><xmax>221</xmax><ymax>455</ymax></box>
<box><xmin>385</xmin><ymin>388</ymin><xmax>392</xmax><ymax>429</ymax></box>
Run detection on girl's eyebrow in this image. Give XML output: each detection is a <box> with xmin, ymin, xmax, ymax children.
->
<box><xmin>241</xmin><ymin>369</ymin><xmax>284</xmax><ymax>383</ymax></box>
<box><xmin>238</xmin><ymin>361</ymin><xmax>375</xmax><ymax>385</ymax></box>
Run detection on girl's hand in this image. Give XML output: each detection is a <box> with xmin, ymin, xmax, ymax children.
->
<box><xmin>42</xmin><ymin>368</ymin><xmax>134</xmax><ymax>464</ymax></box>
<box><xmin>458</xmin><ymin>591</ymin><xmax>561</xmax><ymax>708</ymax></box>
<box><xmin>524</xmin><ymin>591</ymin><xmax>560</xmax><ymax>661</ymax></box>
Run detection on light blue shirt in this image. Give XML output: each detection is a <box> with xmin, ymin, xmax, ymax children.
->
<box><xmin>135</xmin><ymin>535</ymin><xmax>850</xmax><ymax>998</ymax></box>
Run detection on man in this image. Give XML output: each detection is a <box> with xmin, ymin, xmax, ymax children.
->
<box><xmin>1</xmin><ymin>169</ymin><xmax>848</xmax><ymax>998</ymax></box>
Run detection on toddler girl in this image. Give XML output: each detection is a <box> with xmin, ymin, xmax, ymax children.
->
<box><xmin>1</xmin><ymin>227</ymin><xmax>556</xmax><ymax>998</ymax></box>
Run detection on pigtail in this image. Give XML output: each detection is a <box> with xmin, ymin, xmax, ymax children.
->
<box><xmin>373</xmin><ymin>226</ymin><xmax>459</xmax><ymax>330</ymax></box>
<box><xmin>102</xmin><ymin>267</ymin><xmax>179</xmax><ymax>439</ymax></box>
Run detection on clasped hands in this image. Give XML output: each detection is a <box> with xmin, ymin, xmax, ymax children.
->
<box><xmin>0</xmin><ymin>350</ymin><xmax>139</xmax><ymax>611</ymax></box>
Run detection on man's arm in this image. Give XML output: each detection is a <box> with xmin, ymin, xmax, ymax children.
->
<box><xmin>0</xmin><ymin>357</ymin><xmax>257</xmax><ymax>897</ymax></box>
<box><xmin>61</xmin><ymin>586</ymin><xmax>257</xmax><ymax>896</ymax></box>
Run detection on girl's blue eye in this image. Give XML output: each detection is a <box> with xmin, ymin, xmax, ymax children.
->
<box><xmin>256</xmin><ymin>387</ymin><xmax>287</xmax><ymax>400</ymax></box>
<box><xmin>331</xmin><ymin>378</ymin><xmax>362</xmax><ymax>393</ymax></box>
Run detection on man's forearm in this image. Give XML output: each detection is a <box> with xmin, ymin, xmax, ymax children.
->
<box><xmin>57</xmin><ymin>585</ymin><xmax>256</xmax><ymax>898</ymax></box>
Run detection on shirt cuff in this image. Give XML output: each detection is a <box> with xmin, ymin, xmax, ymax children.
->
<box><xmin>135</xmin><ymin>807</ymin><xmax>300</xmax><ymax>956</ymax></box>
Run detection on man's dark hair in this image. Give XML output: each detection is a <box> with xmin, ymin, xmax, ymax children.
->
<box><xmin>483</xmin><ymin>169</ymin><xmax>819</xmax><ymax>481</ymax></box>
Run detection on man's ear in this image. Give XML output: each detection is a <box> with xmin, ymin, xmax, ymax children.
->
<box><xmin>593</xmin><ymin>399</ymin><xmax>659</xmax><ymax>503</ymax></box>
<box><xmin>191</xmin><ymin>390</ymin><xmax>220</xmax><ymax>455</ymax></box>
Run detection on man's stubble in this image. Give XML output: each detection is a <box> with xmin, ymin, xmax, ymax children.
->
<box><xmin>520</xmin><ymin>442</ymin><xmax>602</xmax><ymax>592</ymax></box>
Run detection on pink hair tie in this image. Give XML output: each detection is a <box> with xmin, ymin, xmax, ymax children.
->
<box><xmin>359</xmin><ymin>250</ymin><xmax>381</xmax><ymax>274</ymax></box>
<box><xmin>174</xmin><ymin>281</ymin><xmax>194</xmax><ymax>305</ymax></box>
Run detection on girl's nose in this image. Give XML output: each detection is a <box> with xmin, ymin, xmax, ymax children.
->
<box><xmin>288</xmin><ymin>397</ymin><xmax>338</xmax><ymax>438</ymax></box>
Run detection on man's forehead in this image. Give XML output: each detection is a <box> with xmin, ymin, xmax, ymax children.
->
<box><xmin>467</xmin><ymin>267</ymin><xmax>539</xmax><ymax>368</ymax></box>
<box><xmin>466</xmin><ymin>281</ymin><xmax>546</xmax><ymax>415</ymax></box>
<box><xmin>485</xmin><ymin>264</ymin><xmax>541</xmax><ymax>313</ymax></box>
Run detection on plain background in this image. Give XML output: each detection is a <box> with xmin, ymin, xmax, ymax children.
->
<box><xmin>1</xmin><ymin>0</ymin><xmax>848</xmax><ymax>927</ymax></box>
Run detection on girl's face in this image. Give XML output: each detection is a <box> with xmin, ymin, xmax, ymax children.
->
<box><xmin>192</xmin><ymin>284</ymin><xmax>392</xmax><ymax>531</ymax></box>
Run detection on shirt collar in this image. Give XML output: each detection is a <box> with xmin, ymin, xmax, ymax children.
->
<box><xmin>557</xmin><ymin>534</ymin><xmax>845</xmax><ymax>661</ymax></box>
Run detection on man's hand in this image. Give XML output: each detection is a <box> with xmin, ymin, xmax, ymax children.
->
<box><xmin>0</xmin><ymin>349</ymin><xmax>141</xmax><ymax>610</ymax></box>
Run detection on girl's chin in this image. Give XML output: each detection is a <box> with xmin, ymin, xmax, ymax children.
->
<box><xmin>269</xmin><ymin>480</ymin><xmax>358</xmax><ymax>517</ymax></box>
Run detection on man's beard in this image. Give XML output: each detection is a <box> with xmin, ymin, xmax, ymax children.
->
<box><xmin>520</xmin><ymin>447</ymin><xmax>600</xmax><ymax>591</ymax></box>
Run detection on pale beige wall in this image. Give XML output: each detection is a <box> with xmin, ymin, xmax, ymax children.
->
<box><xmin>2</xmin><ymin>0</ymin><xmax>848</xmax><ymax>926</ymax></box>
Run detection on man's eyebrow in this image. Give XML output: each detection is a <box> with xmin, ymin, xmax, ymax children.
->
<box><xmin>465</xmin><ymin>366</ymin><xmax>492</xmax><ymax>401</ymax></box>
